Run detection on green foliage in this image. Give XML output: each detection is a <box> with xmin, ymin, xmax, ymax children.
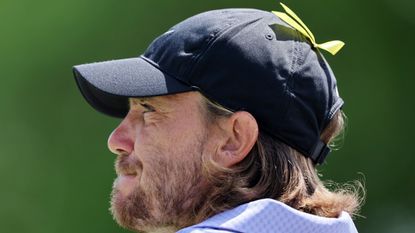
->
<box><xmin>1</xmin><ymin>0</ymin><xmax>414</xmax><ymax>232</ymax></box>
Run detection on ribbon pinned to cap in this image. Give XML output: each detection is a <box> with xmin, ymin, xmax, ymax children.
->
<box><xmin>272</xmin><ymin>3</ymin><xmax>345</xmax><ymax>55</ymax></box>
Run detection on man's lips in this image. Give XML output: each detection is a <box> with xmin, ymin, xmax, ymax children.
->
<box><xmin>117</xmin><ymin>170</ymin><xmax>138</xmax><ymax>176</ymax></box>
<box><xmin>115</xmin><ymin>174</ymin><xmax>138</xmax><ymax>196</ymax></box>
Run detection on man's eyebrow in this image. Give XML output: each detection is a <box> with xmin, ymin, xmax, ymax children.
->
<box><xmin>128</xmin><ymin>97</ymin><xmax>168</xmax><ymax>109</ymax></box>
<box><xmin>129</xmin><ymin>98</ymin><xmax>149</xmax><ymax>108</ymax></box>
<box><xmin>129</xmin><ymin>94</ymin><xmax>184</xmax><ymax>107</ymax></box>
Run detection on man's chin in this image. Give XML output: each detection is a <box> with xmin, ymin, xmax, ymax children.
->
<box><xmin>110</xmin><ymin>185</ymin><xmax>155</xmax><ymax>232</ymax></box>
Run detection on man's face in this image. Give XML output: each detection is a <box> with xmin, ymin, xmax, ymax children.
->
<box><xmin>107</xmin><ymin>91</ymin><xmax>214</xmax><ymax>232</ymax></box>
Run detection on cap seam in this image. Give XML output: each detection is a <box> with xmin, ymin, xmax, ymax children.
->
<box><xmin>182</xmin><ymin>17</ymin><xmax>237</xmax><ymax>79</ymax></box>
<box><xmin>280</xmin><ymin>29</ymin><xmax>302</xmax><ymax>123</ymax></box>
<box><xmin>187</xmin><ymin>16</ymin><xmax>264</xmax><ymax>81</ymax></box>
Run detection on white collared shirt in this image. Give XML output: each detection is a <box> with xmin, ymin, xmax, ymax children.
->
<box><xmin>177</xmin><ymin>198</ymin><xmax>358</xmax><ymax>233</ymax></box>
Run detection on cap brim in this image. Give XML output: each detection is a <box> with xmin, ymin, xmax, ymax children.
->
<box><xmin>73</xmin><ymin>56</ymin><xmax>193</xmax><ymax>118</ymax></box>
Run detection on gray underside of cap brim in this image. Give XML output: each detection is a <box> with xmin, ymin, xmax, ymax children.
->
<box><xmin>73</xmin><ymin>57</ymin><xmax>193</xmax><ymax>118</ymax></box>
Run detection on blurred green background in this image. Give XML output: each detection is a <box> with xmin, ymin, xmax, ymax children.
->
<box><xmin>1</xmin><ymin>0</ymin><xmax>414</xmax><ymax>232</ymax></box>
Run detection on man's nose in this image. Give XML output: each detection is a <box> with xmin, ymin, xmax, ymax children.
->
<box><xmin>107</xmin><ymin>116</ymin><xmax>134</xmax><ymax>156</ymax></box>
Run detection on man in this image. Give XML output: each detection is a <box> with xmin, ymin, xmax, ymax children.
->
<box><xmin>73</xmin><ymin>4</ymin><xmax>362</xmax><ymax>233</ymax></box>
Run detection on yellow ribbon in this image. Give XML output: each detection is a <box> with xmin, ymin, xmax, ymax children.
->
<box><xmin>272</xmin><ymin>3</ymin><xmax>345</xmax><ymax>55</ymax></box>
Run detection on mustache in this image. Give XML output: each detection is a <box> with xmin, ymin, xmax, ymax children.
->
<box><xmin>115</xmin><ymin>155</ymin><xmax>143</xmax><ymax>175</ymax></box>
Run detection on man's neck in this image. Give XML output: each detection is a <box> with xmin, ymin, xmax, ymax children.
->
<box><xmin>147</xmin><ymin>226</ymin><xmax>177</xmax><ymax>233</ymax></box>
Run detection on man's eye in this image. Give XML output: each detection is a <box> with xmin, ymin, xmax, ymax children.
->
<box><xmin>140</xmin><ymin>103</ymin><xmax>155</xmax><ymax>113</ymax></box>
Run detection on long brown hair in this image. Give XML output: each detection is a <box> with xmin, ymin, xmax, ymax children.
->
<box><xmin>193</xmin><ymin>95</ymin><xmax>364</xmax><ymax>224</ymax></box>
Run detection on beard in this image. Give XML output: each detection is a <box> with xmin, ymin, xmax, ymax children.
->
<box><xmin>110</xmin><ymin>134</ymin><xmax>210</xmax><ymax>232</ymax></box>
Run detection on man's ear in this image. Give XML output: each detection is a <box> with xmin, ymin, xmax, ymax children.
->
<box><xmin>215</xmin><ymin>111</ymin><xmax>259</xmax><ymax>168</ymax></box>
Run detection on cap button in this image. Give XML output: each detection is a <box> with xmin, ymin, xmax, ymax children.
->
<box><xmin>265</xmin><ymin>33</ymin><xmax>274</xmax><ymax>40</ymax></box>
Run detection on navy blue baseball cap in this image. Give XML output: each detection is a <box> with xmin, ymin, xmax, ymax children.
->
<box><xmin>73</xmin><ymin>8</ymin><xmax>343</xmax><ymax>164</ymax></box>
